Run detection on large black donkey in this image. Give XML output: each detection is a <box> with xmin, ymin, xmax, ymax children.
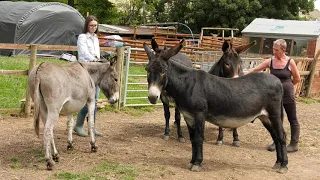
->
<box><xmin>144</xmin><ymin>39</ymin><xmax>288</xmax><ymax>173</ymax></box>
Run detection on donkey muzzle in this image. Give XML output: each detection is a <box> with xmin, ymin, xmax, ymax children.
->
<box><xmin>148</xmin><ymin>85</ymin><xmax>161</xmax><ymax>104</ymax></box>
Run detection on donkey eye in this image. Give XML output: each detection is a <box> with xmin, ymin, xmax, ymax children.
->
<box><xmin>115</xmin><ymin>78</ymin><xmax>118</xmax><ymax>82</ymax></box>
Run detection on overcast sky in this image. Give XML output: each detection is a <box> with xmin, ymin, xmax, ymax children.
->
<box><xmin>315</xmin><ymin>0</ymin><xmax>320</xmax><ymax>10</ymax></box>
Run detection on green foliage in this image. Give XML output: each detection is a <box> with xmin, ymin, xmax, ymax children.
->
<box><xmin>76</xmin><ymin>0</ymin><xmax>121</xmax><ymax>24</ymax></box>
<box><xmin>143</xmin><ymin>0</ymin><xmax>315</xmax><ymax>33</ymax></box>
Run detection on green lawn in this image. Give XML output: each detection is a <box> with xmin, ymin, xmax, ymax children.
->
<box><xmin>0</xmin><ymin>56</ymin><xmax>69</xmax><ymax>109</ymax></box>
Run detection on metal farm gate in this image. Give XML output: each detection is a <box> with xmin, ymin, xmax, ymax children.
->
<box><xmin>121</xmin><ymin>48</ymin><xmax>263</xmax><ymax>107</ymax></box>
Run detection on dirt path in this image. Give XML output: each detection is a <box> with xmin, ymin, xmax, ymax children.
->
<box><xmin>0</xmin><ymin>102</ymin><xmax>319</xmax><ymax>180</ymax></box>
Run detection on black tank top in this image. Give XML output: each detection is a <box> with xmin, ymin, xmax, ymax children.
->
<box><xmin>270</xmin><ymin>58</ymin><xmax>295</xmax><ymax>104</ymax></box>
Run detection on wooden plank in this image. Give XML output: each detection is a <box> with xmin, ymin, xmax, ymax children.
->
<box><xmin>0</xmin><ymin>70</ymin><xmax>28</xmax><ymax>75</ymax></box>
<box><xmin>0</xmin><ymin>43</ymin><xmax>30</xmax><ymax>50</ymax></box>
<box><xmin>153</xmin><ymin>32</ymin><xmax>200</xmax><ymax>37</ymax></box>
<box><xmin>0</xmin><ymin>43</ymin><xmax>116</xmax><ymax>52</ymax></box>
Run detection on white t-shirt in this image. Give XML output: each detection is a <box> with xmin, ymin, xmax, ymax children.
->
<box><xmin>77</xmin><ymin>32</ymin><xmax>100</xmax><ymax>62</ymax></box>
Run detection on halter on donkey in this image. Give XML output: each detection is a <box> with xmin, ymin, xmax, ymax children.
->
<box><xmin>144</xmin><ymin>40</ymin><xmax>288</xmax><ymax>173</ymax></box>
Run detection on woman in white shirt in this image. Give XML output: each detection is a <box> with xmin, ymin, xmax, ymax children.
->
<box><xmin>74</xmin><ymin>15</ymin><xmax>102</xmax><ymax>137</ymax></box>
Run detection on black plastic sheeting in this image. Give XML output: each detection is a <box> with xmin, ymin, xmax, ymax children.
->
<box><xmin>0</xmin><ymin>1</ymin><xmax>84</xmax><ymax>56</ymax></box>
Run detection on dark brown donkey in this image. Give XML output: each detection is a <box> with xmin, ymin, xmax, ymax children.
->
<box><xmin>208</xmin><ymin>40</ymin><xmax>256</xmax><ymax>147</ymax></box>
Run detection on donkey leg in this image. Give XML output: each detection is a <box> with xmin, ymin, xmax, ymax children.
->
<box><xmin>216</xmin><ymin>127</ymin><xmax>224</xmax><ymax>146</ymax></box>
<box><xmin>270</xmin><ymin>115</ymin><xmax>288</xmax><ymax>174</ymax></box>
<box><xmin>259</xmin><ymin>115</ymin><xmax>288</xmax><ymax>173</ymax></box>
<box><xmin>175</xmin><ymin>107</ymin><xmax>185</xmax><ymax>142</ymax></box>
<box><xmin>66</xmin><ymin>114</ymin><xmax>74</xmax><ymax>151</ymax></box>
<box><xmin>232</xmin><ymin>128</ymin><xmax>240</xmax><ymax>147</ymax></box>
<box><xmin>87</xmin><ymin>103</ymin><xmax>98</xmax><ymax>152</ymax></box>
<box><xmin>185</xmin><ymin>114</ymin><xmax>205</xmax><ymax>172</ymax></box>
<box><xmin>162</xmin><ymin>102</ymin><xmax>170</xmax><ymax>140</ymax></box>
<box><xmin>44</xmin><ymin>113</ymin><xmax>58</xmax><ymax>170</ymax></box>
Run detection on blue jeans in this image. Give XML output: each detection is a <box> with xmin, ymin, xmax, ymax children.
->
<box><xmin>76</xmin><ymin>86</ymin><xmax>100</xmax><ymax>125</ymax></box>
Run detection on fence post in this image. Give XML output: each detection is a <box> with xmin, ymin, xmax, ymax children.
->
<box><xmin>24</xmin><ymin>44</ymin><xmax>37</xmax><ymax>117</ymax></box>
<box><xmin>306</xmin><ymin>49</ymin><xmax>320</xmax><ymax>97</ymax></box>
<box><xmin>115</xmin><ymin>47</ymin><xmax>124</xmax><ymax>110</ymax></box>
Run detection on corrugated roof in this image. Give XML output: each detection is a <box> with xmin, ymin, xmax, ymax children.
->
<box><xmin>242</xmin><ymin>18</ymin><xmax>320</xmax><ymax>39</ymax></box>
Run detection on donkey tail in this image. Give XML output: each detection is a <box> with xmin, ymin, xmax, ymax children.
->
<box><xmin>33</xmin><ymin>63</ymin><xmax>44</xmax><ymax>137</ymax></box>
<box><xmin>34</xmin><ymin>75</ymin><xmax>41</xmax><ymax>137</ymax></box>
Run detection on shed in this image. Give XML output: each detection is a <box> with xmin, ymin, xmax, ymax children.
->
<box><xmin>242</xmin><ymin>18</ymin><xmax>320</xmax><ymax>97</ymax></box>
<box><xmin>241</xmin><ymin>18</ymin><xmax>320</xmax><ymax>57</ymax></box>
<box><xmin>0</xmin><ymin>1</ymin><xmax>84</xmax><ymax>56</ymax></box>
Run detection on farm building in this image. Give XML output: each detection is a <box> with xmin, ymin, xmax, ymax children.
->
<box><xmin>0</xmin><ymin>1</ymin><xmax>84</xmax><ymax>56</ymax></box>
<box><xmin>242</xmin><ymin>18</ymin><xmax>320</xmax><ymax>96</ymax></box>
<box><xmin>242</xmin><ymin>18</ymin><xmax>320</xmax><ymax>57</ymax></box>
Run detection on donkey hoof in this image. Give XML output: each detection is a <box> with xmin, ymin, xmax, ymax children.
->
<box><xmin>272</xmin><ymin>162</ymin><xmax>281</xmax><ymax>170</ymax></box>
<box><xmin>277</xmin><ymin>166</ymin><xmax>288</xmax><ymax>174</ymax></box>
<box><xmin>67</xmin><ymin>144</ymin><xmax>73</xmax><ymax>151</ymax></box>
<box><xmin>46</xmin><ymin>159</ymin><xmax>54</xmax><ymax>170</ymax></box>
<box><xmin>178</xmin><ymin>137</ymin><xmax>185</xmax><ymax>143</ymax></box>
<box><xmin>163</xmin><ymin>135</ymin><xmax>170</xmax><ymax>141</ymax></box>
<box><xmin>52</xmin><ymin>154</ymin><xmax>60</xmax><ymax>162</ymax></box>
<box><xmin>190</xmin><ymin>164</ymin><xmax>202</xmax><ymax>172</ymax></box>
<box><xmin>91</xmin><ymin>145</ymin><xmax>98</xmax><ymax>152</ymax></box>
<box><xmin>232</xmin><ymin>141</ymin><xmax>240</xmax><ymax>147</ymax></box>
<box><xmin>216</xmin><ymin>141</ymin><xmax>223</xmax><ymax>146</ymax></box>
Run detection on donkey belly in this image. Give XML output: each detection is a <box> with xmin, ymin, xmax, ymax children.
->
<box><xmin>207</xmin><ymin>115</ymin><xmax>256</xmax><ymax>128</ymax></box>
<box><xmin>207</xmin><ymin>109</ymin><xmax>268</xmax><ymax>128</ymax></box>
<box><xmin>59</xmin><ymin>99</ymin><xmax>87</xmax><ymax>115</ymax></box>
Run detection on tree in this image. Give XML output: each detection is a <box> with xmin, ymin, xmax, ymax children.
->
<box><xmin>146</xmin><ymin>0</ymin><xmax>315</xmax><ymax>33</ymax></box>
<box><xmin>76</xmin><ymin>0</ymin><xmax>121</xmax><ymax>24</ymax></box>
<box><xmin>117</xmin><ymin>0</ymin><xmax>158</xmax><ymax>26</ymax></box>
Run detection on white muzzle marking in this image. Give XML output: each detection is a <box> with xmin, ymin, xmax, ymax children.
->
<box><xmin>148</xmin><ymin>85</ymin><xmax>161</xmax><ymax>102</ymax></box>
<box><xmin>109</xmin><ymin>91</ymin><xmax>119</xmax><ymax>104</ymax></box>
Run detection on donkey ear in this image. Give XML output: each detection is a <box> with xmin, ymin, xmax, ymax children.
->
<box><xmin>151</xmin><ymin>39</ymin><xmax>161</xmax><ymax>53</ymax></box>
<box><xmin>143</xmin><ymin>42</ymin><xmax>154</xmax><ymax>61</ymax></box>
<box><xmin>162</xmin><ymin>39</ymin><xmax>184</xmax><ymax>60</ymax></box>
<box><xmin>222</xmin><ymin>40</ymin><xmax>231</xmax><ymax>52</ymax></box>
<box><xmin>235</xmin><ymin>40</ymin><xmax>257</xmax><ymax>54</ymax></box>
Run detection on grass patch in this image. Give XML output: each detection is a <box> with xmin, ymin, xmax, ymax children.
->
<box><xmin>0</xmin><ymin>56</ymin><xmax>68</xmax><ymax>109</ymax></box>
<box><xmin>29</xmin><ymin>148</ymin><xmax>46</xmax><ymax>163</ymax></box>
<box><xmin>9</xmin><ymin>157</ymin><xmax>22</xmax><ymax>169</ymax></box>
<box><xmin>53</xmin><ymin>162</ymin><xmax>138</xmax><ymax>180</ymax></box>
<box><xmin>297</xmin><ymin>97</ymin><xmax>320</xmax><ymax>104</ymax></box>
<box><xmin>120</xmin><ymin>106</ymin><xmax>156</xmax><ymax>116</ymax></box>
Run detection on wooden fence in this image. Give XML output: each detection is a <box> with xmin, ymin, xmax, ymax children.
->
<box><xmin>0</xmin><ymin>43</ymin><xmax>125</xmax><ymax>117</ymax></box>
<box><xmin>118</xmin><ymin>37</ymin><xmax>318</xmax><ymax>97</ymax></box>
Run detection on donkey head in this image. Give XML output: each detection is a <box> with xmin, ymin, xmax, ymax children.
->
<box><xmin>217</xmin><ymin>40</ymin><xmax>256</xmax><ymax>78</ymax></box>
<box><xmin>143</xmin><ymin>39</ymin><xmax>184</xmax><ymax>104</ymax></box>
<box><xmin>98</xmin><ymin>62</ymin><xmax>119</xmax><ymax>104</ymax></box>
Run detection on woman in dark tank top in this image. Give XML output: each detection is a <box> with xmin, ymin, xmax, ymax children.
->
<box><xmin>270</xmin><ymin>58</ymin><xmax>295</xmax><ymax>104</ymax></box>
<box><xmin>248</xmin><ymin>39</ymin><xmax>301</xmax><ymax>153</ymax></box>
